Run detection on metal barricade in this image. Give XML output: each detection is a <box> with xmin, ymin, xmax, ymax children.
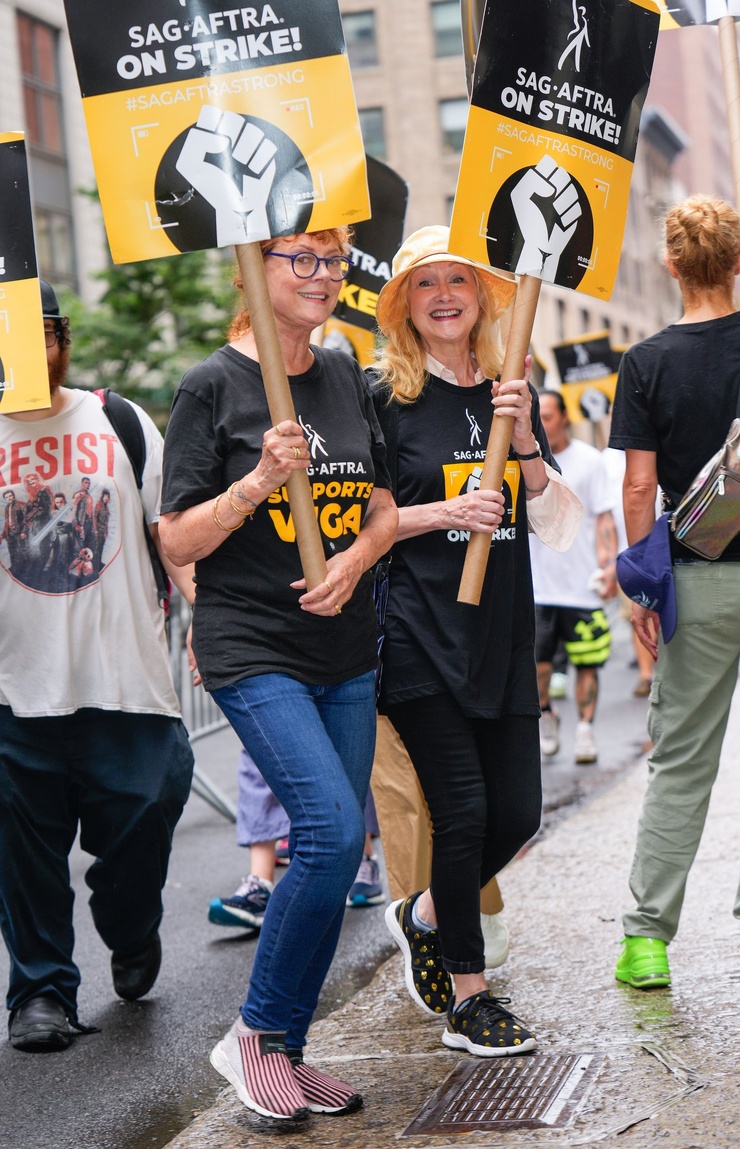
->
<box><xmin>169</xmin><ymin>588</ymin><xmax>237</xmax><ymax>822</ymax></box>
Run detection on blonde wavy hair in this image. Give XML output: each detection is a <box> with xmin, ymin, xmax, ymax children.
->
<box><xmin>227</xmin><ymin>226</ymin><xmax>353</xmax><ymax>340</ymax></box>
<box><xmin>664</xmin><ymin>194</ymin><xmax>740</xmax><ymax>296</ymax></box>
<box><xmin>373</xmin><ymin>270</ymin><xmax>505</xmax><ymax>404</ymax></box>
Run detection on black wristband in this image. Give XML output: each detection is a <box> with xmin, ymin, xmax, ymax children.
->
<box><xmin>515</xmin><ymin>442</ymin><xmax>542</xmax><ymax>461</ymax></box>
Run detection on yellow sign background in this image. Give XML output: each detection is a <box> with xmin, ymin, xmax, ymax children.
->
<box><xmin>323</xmin><ymin>317</ymin><xmax>376</xmax><ymax>369</ymax></box>
<box><xmin>81</xmin><ymin>55</ymin><xmax>368</xmax><ymax>264</ymax></box>
<box><xmin>450</xmin><ymin>106</ymin><xmax>633</xmax><ymax>301</ymax></box>
<box><xmin>0</xmin><ymin>277</ymin><xmax>51</xmax><ymax>415</ymax></box>
<box><xmin>443</xmin><ymin>459</ymin><xmax>522</xmax><ymax>523</ymax></box>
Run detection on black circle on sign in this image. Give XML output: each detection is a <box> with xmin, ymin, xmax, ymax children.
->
<box><xmin>155</xmin><ymin>115</ymin><xmax>314</xmax><ymax>253</ymax></box>
<box><xmin>0</xmin><ymin>357</ymin><xmax>5</xmax><ymax>406</ymax></box>
<box><xmin>486</xmin><ymin>167</ymin><xmax>594</xmax><ymax>290</ymax></box>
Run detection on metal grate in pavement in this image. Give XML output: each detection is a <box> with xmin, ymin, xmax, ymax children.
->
<box><xmin>403</xmin><ymin>1052</ymin><xmax>605</xmax><ymax>1135</ymax></box>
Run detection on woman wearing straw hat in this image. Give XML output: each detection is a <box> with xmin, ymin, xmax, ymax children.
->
<box><xmin>375</xmin><ymin>225</ymin><xmax>579</xmax><ymax>1057</ymax></box>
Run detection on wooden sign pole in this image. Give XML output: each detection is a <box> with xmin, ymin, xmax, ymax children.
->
<box><xmin>457</xmin><ymin>273</ymin><xmax>542</xmax><ymax>605</ymax></box>
<box><xmin>236</xmin><ymin>242</ymin><xmax>328</xmax><ymax>591</ymax></box>
<box><xmin>718</xmin><ymin>15</ymin><xmax>740</xmax><ymax>206</ymax></box>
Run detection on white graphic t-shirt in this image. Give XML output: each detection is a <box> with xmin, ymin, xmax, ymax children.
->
<box><xmin>529</xmin><ymin>437</ymin><xmax>615</xmax><ymax>609</ymax></box>
<box><xmin>0</xmin><ymin>389</ymin><xmax>180</xmax><ymax>717</ymax></box>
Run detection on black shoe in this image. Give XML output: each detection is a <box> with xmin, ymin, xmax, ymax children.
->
<box><xmin>384</xmin><ymin>893</ymin><xmax>452</xmax><ymax>1017</ymax></box>
<box><xmin>111</xmin><ymin>934</ymin><xmax>162</xmax><ymax>1001</ymax></box>
<box><xmin>9</xmin><ymin>995</ymin><xmax>71</xmax><ymax>1052</ymax></box>
<box><xmin>442</xmin><ymin>990</ymin><xmax>537</xmax><ymax>1057</ymax></box>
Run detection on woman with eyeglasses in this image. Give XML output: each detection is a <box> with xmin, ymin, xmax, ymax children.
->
<box><xmin>159</xmin><ymin>229</ymin><xmax>397</xmax><ymax>1122</ymax></box>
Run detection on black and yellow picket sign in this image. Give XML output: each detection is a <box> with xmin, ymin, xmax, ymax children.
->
<box><xmin>658</xmin><ymin>0</ymin><xmax>739</xmax><ymax>28</ymax></box>
<box><xmin>326</xmin><ymin>155</ymin><xmax>408</xmax><ymax>368</ymax></box>
<box><xmin>450</xmin><ymin>0</ymin><xmax>660</xmax><ymax>301</ymax></box>
<box><xmin>0</xmin><ymin>133</ymin><xmax>50</xmax><ymax>415</ymax></box>
<box><xmin>62</xmin><ymin>0</ymin><xmax>370</xmax><ymax>263</ymax></box>
<box><xmin>553</xmin><ymin>330</ymin><xmax>615</xmax><ymax>424</ymax></box>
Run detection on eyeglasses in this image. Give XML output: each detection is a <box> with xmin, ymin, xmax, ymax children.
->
<box><xmin>44</xmin><ymin>327</ymin><xmax>60</xmax><ymax>349</ymax></box>
<box><xmin>265</xmin><ymin>251</ymin><xmax>354</xmax><ymax>281</ymax></box>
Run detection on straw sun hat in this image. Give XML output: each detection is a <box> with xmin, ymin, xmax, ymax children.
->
<box><xmin>375</xmin><ymin>224</ymin><xmax>517</xmax><ymax>333</ymax></box>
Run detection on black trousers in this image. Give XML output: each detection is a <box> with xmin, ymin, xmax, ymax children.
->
<box><xmin>0</xmin><ymin>706</ymin><xmax>194</xmax><ymax>1022</ymax></box>
<box><xmin>386</xmin><ymin>694</ymin><xmax>541</xmax><ymax>973</ymax></box>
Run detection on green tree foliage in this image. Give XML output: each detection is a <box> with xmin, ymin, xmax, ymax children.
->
<box><xmin>59</xmin><ymin>250</ymin><xmax>236</xmax><ymax>424</ymax></box>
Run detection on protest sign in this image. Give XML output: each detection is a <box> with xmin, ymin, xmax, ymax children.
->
<box><xmin>325</xmin><ymin>155</ymin><xmax>408</xmax><ymax>368</ymax></box>
<box><xmin>62</xmin><ymin>0</ymin><xmax>370</xmax><ymax>264</ymax></box>
<box><xmin>455</xmin><ymin>0</ymin><xmax>660</xmax><ymax>604</ymax></box>
<box><xmin>450</xmin><ymin>0</ymin><xmax>660</xmax><ymax>300</ymax></box>
<box><xmin>0</xmin><ymin>133</ymin><xmax>50</xmax><ymax>415</ymax></box>
<box><xmin>554</xmin><ymin>331</ymin><xmax>616</xmax><ymax>426</ymax></box>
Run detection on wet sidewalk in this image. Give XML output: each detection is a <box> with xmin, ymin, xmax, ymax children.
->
<box><xmin>165</xmin><ymin>700</ymin><xmax>740</xmax><ymax>1149</ymax></box>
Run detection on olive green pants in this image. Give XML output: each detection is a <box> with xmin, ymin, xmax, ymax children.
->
<box><xmin>623</xmin><ymin>562</ymin><xmax>740</xmax><ymax>941</ymax></box>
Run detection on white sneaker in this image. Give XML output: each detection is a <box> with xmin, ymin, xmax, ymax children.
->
<box><xmin>574</xmin><ymin>721</ymin><xmax>597</xmax><ymax>764</ymax></box>
<box><xmin>549</xmin><ymin>671</ymin><xmax>568</xmax><ymax>699</ymax></box>
<box><xmin>540</xmin><ymin>709</ymin><xmax>560</xmax><ymax>756</ymax></box>
<box><xmin>481</xmin><ymin>912</ymin><xmax>510</xmax><ymax>969</ymax></box>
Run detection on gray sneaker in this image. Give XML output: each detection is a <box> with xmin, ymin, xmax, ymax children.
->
<box><xmin>540</xmin><ymin>708</ymin><xmax>560</xmax><ymax>757</ymax></box>
<box><xmin>346</xmin><ymin>854</ymin><xmax>385</xmax><ymax>907</ymax></box>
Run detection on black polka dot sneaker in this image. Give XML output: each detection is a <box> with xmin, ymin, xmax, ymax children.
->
<box><xmin>384</xmin><ymin>893</ymin><xmax>451</xmax><ymax>1018</ymax></box>
<box><xmin>442</xmin><ymin>990</ymin><xmax>537</xmax><ymax>1057</ymax></box>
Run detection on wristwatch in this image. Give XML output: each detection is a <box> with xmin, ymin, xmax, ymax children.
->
<box><xmin>515</xmin><ymin>441</ymin><xmax>542</xmax><ymax>461</ymax></box>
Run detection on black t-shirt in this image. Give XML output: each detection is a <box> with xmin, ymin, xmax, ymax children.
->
<box><xmin>378</xmin><ymin>374</ymin><xmax>554</xmax><ymax>720</ymax></box>
<box><xmin>161</xmin><ymin>344</ymin><xmax>392</xmax><ymax>690</ymax></box>
<box><xmin>610</xmin><ymin>312</ymin><xmax>740</xmax><ymax>561</ymax></box>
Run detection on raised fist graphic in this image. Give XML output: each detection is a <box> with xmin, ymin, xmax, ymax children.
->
<box><xmin>175</xmin><ymin>106</ymin><xmax>277</xmax><ymax>247</ymax></box>
<box><xmin>511</xmin><ymin>156</ymin><xmax>582</xmax><ymax>281</ymax></box>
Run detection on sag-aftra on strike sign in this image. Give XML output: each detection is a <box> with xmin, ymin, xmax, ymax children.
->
<box><xmin>62</xmin><ymin>1</ymin><xmax>369</xmax><ymax>263</ymax></box>
<box><xmin>450</xmin><ymin>0</ymin><xmax>660</xmax><ymax>300</ymax></box>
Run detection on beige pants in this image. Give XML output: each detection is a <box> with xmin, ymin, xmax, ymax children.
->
<box><xmin>371</xmin><ymin>715</ymin><xmax>503</xmax><ymax>913</ymax></box>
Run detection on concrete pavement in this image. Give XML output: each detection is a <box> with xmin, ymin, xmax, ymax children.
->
<box><xmin>165</xmin><ymin>696</ymin><xmax>740</xmax><ymax>1149</ymax></box>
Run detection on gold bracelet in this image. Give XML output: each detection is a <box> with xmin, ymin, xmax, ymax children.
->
<box><xmin>213</xmin><ymin>492</ymin><xmax>244</xmax><ymax>532</ymax></box>
<box><xmin>227</xmin><ymin>482</ymin><xmax>256</xmax><ymax>517</ymax></box>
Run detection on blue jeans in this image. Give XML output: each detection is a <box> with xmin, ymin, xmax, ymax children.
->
<box><xmin>212</xmin><ymin>670</ymin><xmax>376</xmax><ymax>1049</ymax></box>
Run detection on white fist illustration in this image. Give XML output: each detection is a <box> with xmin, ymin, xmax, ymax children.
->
<box><xmin>175</xmin><ymin>106</ymin><xmax>277</xmax><ymax>247</ymax></box>
<box><xmin>511</xmin><ymin>156</ymin><xmax>582</xmax><ymax>280</ymax></box>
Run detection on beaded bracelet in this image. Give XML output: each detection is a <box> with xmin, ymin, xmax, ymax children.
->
<box><xmin>227</xmin><ymin>482</ymin><xmax>256</xmax><ymax>517</ymax></box>
<box><xmin>523</xmin><ymin>479</ymin><xmax>549</xmax><ymax>495</ymax></box>
<box><xmin>213</xmin><ymin>491</ymin><xmax>244</xmax><ymax>531</ymax></box>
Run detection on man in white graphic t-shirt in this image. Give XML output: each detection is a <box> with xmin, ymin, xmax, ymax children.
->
<box><xmin>529</xmin><ymin>391</ymin><xmax>618</xmax><ymax>764</ymax></box>
<box><xmin>0</xmin><ymin>283</ymin><xmax>195</xmax><ymax>1052</ymax></box>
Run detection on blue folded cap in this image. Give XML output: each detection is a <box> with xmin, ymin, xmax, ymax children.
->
<box><xmin>616</xmin><ymin>513</ymin><xmax>677</xmax><ymax>643</ymax></box>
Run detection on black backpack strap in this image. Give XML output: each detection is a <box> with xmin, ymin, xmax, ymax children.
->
<box><xmin>95</xmin><ymin>388</ymin><xmax>170</xmax><ymax>607</ymax></box>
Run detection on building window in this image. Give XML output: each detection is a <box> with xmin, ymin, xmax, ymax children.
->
<box><xmin>17</xmin><ymin>12</ymin><xmax>76</xmax><ymax>287</ymax></box>
<box><xmin>343</xmin><ymin>11</ymin><xmax>378</xmax><ymax>68</ymax></box>
<box><xmin>359</xmin><ymin>107</ymin><xmax>386</xmax><ymax>159</ymax></box>
<box><xmin>431</xmin><ymin>1</ymin><xmax>463</xmax><ymax>58</ymax></box>
<box><xmin>17</xmin><ymin>13</ymin><xmax>64</xmax><ymax>155</ymax></box>
<box><xmin>580</xmin><ymin>308</ymin><xmax>591</xmax><ymax>333</ymax></box>
<box><xmin>439</xmin><ymin>98</ymin><xmax>468</xmax><ymax>153</ymax></box>
<box><xmin>556</xmin><ymin>298</ymin><xmax>567</xmax><ymax>342</ymax></box>
<box><xmin>35</xmin><ymin>210</ymin><xmax>75</xmax><ymax>280</ymax></box>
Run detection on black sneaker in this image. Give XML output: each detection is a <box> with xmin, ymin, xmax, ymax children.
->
<box><xmin>384</xmin><ymin>893</ymin><xmax>451</xmax><ymax>1018</ymax></box>
<box><xmin>442</xmin><ymin>990</ymin><xmax>537</xmax><ymax>1057</ymax></box>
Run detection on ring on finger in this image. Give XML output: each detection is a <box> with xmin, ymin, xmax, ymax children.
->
<box><xmin>292</xmin><ymin>446</ymin><xmax>301</xmax><ymax>459</ymax></box>
<box><xmin>275</xmin><ymin>423</ymin><xmax>284</xmax><ymax>436</ymax></box>
<box><xmin>334</xmin><ymin>604</ymin><xmax>342</xmax><ymax>615</ymax></box>
<box><xmin>324</xmin><ymin>579</ymin><xmax>333</xmax><ymax>594</ymax></box>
